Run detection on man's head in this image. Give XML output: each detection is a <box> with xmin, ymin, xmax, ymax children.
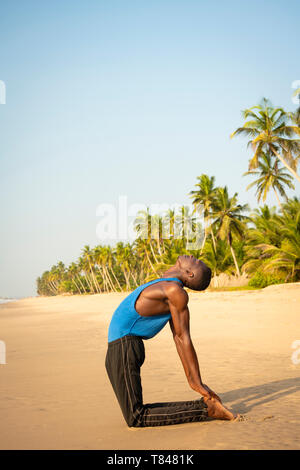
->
<box><xmin>176</xmin><ymin>255</ymin><xmax>211</xmax><ymax>291</ymax></box>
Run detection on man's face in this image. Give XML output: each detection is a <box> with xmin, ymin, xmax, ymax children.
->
<box><xmin>176</xmin><ymin>255</ymin><xmax>201</xmax><ymax>271</ymax></box>
<box><xmin>176</xmin><ymin>255</ymin><xmax>211</xmax><ymax>291</ymax></box>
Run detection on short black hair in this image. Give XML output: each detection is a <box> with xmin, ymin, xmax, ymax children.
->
<box><xmin>194</xmin><ymin>262</ymin><xmax>212</xmax><ymax>291</ymax></box>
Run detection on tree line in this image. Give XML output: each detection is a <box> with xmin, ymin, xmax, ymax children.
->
<box><xmin>37</xmin><ymin>98</ymin><xmax>300</xmax><ymax>295</ymax></box>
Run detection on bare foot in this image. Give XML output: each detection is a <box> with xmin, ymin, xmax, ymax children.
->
<box><xmin>204</xmin><ymin>397</ymin><xmax>236</xmax><ymax>421</ymax></box>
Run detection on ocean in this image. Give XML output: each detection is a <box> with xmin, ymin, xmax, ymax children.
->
<box><xmin>0</xmin><ymin>298</ymin><xmax>17</xmax><ymax>304</ymax></box>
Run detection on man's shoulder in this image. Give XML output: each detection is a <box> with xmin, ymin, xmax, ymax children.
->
<box><xmin>163</xmin><ymin>281</ymin><xmax>189</xmax><ymax>305</ymax></box>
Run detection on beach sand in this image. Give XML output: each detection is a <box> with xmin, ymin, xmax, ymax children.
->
<box><xmin>0</xmin><ymin>283</ymin><xmax>299</xmax><ymax>450</ymax></box>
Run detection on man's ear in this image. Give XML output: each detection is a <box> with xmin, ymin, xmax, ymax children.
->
<box><xmin>186</xmin><ymin>269</ymin><xmax>194</xmax><ymax>278</ymax></box>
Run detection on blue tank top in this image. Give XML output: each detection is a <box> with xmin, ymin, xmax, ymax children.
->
<box><xmin>108</xmin><ymin>277</ymin><xmax>183</xmax><ymax>342</ymax></box>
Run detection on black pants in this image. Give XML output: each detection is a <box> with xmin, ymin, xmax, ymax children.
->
<box><xmin>105</xmin><ymin>334</ymin><xmax>208</xmax><ymax>427</ymax></box>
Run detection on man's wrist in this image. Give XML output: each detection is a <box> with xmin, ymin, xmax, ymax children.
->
<box><xmin>190</xmin><ymin>382</ymin><xmax>206</xmax><ymax>395</ymax></box>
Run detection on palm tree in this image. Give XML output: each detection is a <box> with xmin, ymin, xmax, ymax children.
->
<box><xmin>248</xmin><ymin>205</ymin><xmax>279</xmax><ymax>244</ymax></box>
<box><xmin>162</xmin><ymin>209</ymin><xmax>175</xmax><ymax>241</ymax></box>
<box><xmin>77</xmin><ymin>256</ymin><xmax>92</xmax><ymax>293</ymax></box>
<box><xmin>177</xmin><ymin>205</ymin><xmax>198</xmax><ymax>248</ymax></box>
<box><xmin>94</xmin><ymin>245</ymin><xmax>111</xmax><ymax>292</ymax></box>
<box><xmin>133</xmin><ymin>238</ymin><xmax>152</xmax><ymax>281</ymax></box>
<box><xmin>242</xmin><ymin>205</ymin><xmax>281</xmax><ymax>274</ymax></box>
<box><xmin>105</xmin><ymin>246</ymin><xmax>123</xmax><ymax>292</ymax></box>
<box><xmin>243</xmin><ymin>199</ymin><xmax>300</xmax><ymax>281</ymax></box>
<box><xmin>243</xmin><ymin>152</ymin><xmax>295</xmax><ymax>209</ymax></box>
<box><xmin>231</xmin><ymin>98</ymin><xmax>300</xmax><ymax>182</ymax></box>
<box><xmin>200</xmin><ymin>238</ymin><xmax>233</xmax><ymax>279</ymax></box>
<box><xmin>101</xmin><ymin>245</ymin><xmax>121</xmax><ymax>292</ymax></box>
<box><xmin>67</xmin><ymin>262</ymin><xmax>83</xmax><ymax>294</ymax></box>
<box><xmin>122</xmin><ymin>243</ymin><xmax>139</xmax><ymax>289</ymax></box>
<box><xmin>212</xmin><ymin>187</ymin><xmax>249</xmax><ymax>276</ymax></box>
<box><xmin>48</xmin><ymin>265</ymin><xmax>59</xmax><ymax>294</ymax></box>
<box><xmin>134</xmin><ymin>208</ymin><xmax>161</xmax><ymax>264</ymax></box>
<box><xmin>189</xmin><ymin>175</ymin><xmax>218</xmax><ymax>252</ymax></box>
<box><xmin>82</xmin><ymin>245</ymin><xmax>102</xmax><ymax>293</ymax></box>
<box><xmin>115</xmin><ymin>242</ymin><xmax>139</xmax><ymax>290</ymax></box>
<box><xmin>149</xmin><ymin>214</ymin><xmax>165</xmax><ymax>256</ymax></box>
<box><xmin>281</xmin><ymin>196</ymin><xmax>300</xmax><ymax>217</ymax></box>
<box><xmin>38</xmin><ymin>270</ymin><xmax>57</xmax><ymax>295</ymax></box>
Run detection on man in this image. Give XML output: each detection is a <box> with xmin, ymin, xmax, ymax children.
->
<box><xmin>105</xmin><ymin>255</ymin><xmax>236</xmax><ymax>427</ymax></box>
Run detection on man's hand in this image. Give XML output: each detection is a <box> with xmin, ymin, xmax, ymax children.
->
<box><xmin>199</xmin><ymin>383</ymin><xmax>222</xmax><ymax>403</ymax></box>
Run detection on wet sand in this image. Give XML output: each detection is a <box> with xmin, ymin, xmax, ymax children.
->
<box><xmin>0</xmin><ymin>283</ymin><xmax>299</xmax><ymax>449</ymax></box>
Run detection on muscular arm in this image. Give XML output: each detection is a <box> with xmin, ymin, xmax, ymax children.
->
<box><xmin>167</xmin><ymin>285</ymin><xmax>221</xmax><ymax>401</ymax></box>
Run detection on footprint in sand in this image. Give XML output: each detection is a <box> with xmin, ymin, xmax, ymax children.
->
<box><xmin>233</xmin><ymin>414</ymin><xmax>275</xmax><ymax>422</ymax></box>
<box><xmin>233</xmin><ymin>414</ymin><xmax>249</xmax><ymax>422</ymax></box>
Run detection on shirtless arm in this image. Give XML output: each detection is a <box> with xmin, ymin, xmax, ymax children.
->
<box><xmin>167</xmin><ymin>285</ymin><xmax>221</xmax><ymax>402</ymax></box>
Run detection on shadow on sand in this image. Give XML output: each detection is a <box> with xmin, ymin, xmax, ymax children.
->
<box><xmin>221</xmin><ymin>377</ymin><xmax>300</xmax><ymax>414</ymax></box>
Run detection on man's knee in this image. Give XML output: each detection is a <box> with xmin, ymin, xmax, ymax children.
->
<box><xmin>127</xmin><ymin>421</ymin><xmax>142</xmax><ymax>428</ymax></box>
<box><xmin>125</xmin><ymin>416</ymin><xmax>136</xmax><ymax>427</ymax></box>
<box><xmin>124</xmin><ymin>409</ymin><xmax>144</xmax><ymax>428</ymax></box>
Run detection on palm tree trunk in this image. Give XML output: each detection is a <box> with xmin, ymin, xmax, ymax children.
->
<box><xmin>145</xmin><ymin>248</ymin><xmax>159</xmax><ymax>275</ymax></box>
<box><xmin>210</xmin><ymin>218</ymin><xmax>217</xmax><ymax>253</ymax></box>
<box><xmin>99</xmin><ymin>265</ymin><xmax>110</xmax><ymax>292</ymax></box>
<box><xmin>48</xmin><ymin>282</ymin><xmax>58</xmax><ymax>295</ymax></box>
<box><xmin>140</xmin><ymin>267</ymin><xmax>144</xmax><ymax>284</ymax></box>
<box><xmin>149</xmin><ymin>240</ymin><xmax>160</xmax><ymax>264</ymax></box>
<box><xmin>89</xmin><ymin>272</ymin><xmax>97</xmax><ymax>293</ymax></box>
<box><xmin>200</xmin><ymin>227</ymin><xmax>207</xmax><ymax>254</ymax></box>
<box><xmin>89</xmin><ymin>264</ymin><xmax>101</xmax><ymax>293</ymax></box>
<box><xmin>50</xmin><ymin>281</ymin><xmax>58</xmax><ymax>293</ymax></box>
<box><xmin>230</xmin><ymin>243</ymin><xmax>241</xmax><ymax>276</ymax></box>
<box><xmin>124</xmin><ymin>271</ymin><xmax>131</xmax><ymax>291</ymax></box>
<box><xmin>105</xmin><ymin>266</ymin><xmax>117</xmax><ymax>292</ymax></box>
<box><xmin>84</xmin><ymin>272</ymin><xmax>94</xmax><ymax>293</ymax></box>
<box><xmin>273</xmin><ymin>148</ymin><xmax>300</xmax><ymax>183</ymax></box>
<box><xmin>109</xmin><ymin>266</ymin><xmax>123</xmax><ymax>292</ymax></box>
<box><xmin>273</xmin><ymin>187</ymin><xmax>283</xmax><ymax>210</ymax></box>
<box><xmin>72</xmin><ymin>277</ymin><xmax>82</xmax><ymax>294</ymax></box>
<box><xmin>156</xmin><ymin>237</ymin><xmax>162</xmax><ymax>256</ymax></box>
<box><xmin>129</xmin><ymin>270</ymin><xmax>139</xmax><ymax>288</ymax></box>
<box><xmin>121</xmin><ymin>266</ymin><xmax>131</xmax><ymax>290</ymax></box>
<box><xmin>76</xmin><ymin>274</ymin><xmax>87</xmax><ymax>293</ymax></box>
<box><xmin>99</xmin><ymin>266</ymin><xmax>109</xmax><ymax>292</ymax></box>
<box><xmin>93</xmin><ymin>268</ymin><xmax>102</xmax><ymax>293</ymax></box>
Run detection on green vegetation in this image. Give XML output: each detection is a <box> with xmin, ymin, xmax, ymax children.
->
<box><xmin>37</xmin><ymin>98</ymin><xmax>300</xmax><ymax>295</ymax></box>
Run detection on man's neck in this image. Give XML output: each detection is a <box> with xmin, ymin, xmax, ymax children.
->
<box><xmin>162</xmin><ymin>267</ymin><xmax>183</xmax><ymax>282</ymax></box>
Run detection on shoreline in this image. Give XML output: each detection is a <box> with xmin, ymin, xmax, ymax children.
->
<box><xmin>2</xmin><ymin>279</ymin><xmax>297</xmax><ymax>305</ymax></box>
<box><xmin>0</xmin><ymin>298</ymin><xmax>20</xmax><ymax>305</ymax></box>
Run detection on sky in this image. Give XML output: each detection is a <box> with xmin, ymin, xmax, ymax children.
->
<box><xmin>0</xmin><ymin>0</ymin><xmax>299</xmax><ymax>298</ymax></box>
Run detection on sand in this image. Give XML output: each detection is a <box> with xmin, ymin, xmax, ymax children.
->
<box><xmin>0</xmin><ymin>283</ymin><xmax>300</xmax><ymax>450</ymax></box>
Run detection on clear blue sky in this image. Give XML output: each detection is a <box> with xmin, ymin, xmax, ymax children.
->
<box><xmin>1</xmin><ymin>0</ymin><xmax>299</xmax><ymax>298</ymax></box>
